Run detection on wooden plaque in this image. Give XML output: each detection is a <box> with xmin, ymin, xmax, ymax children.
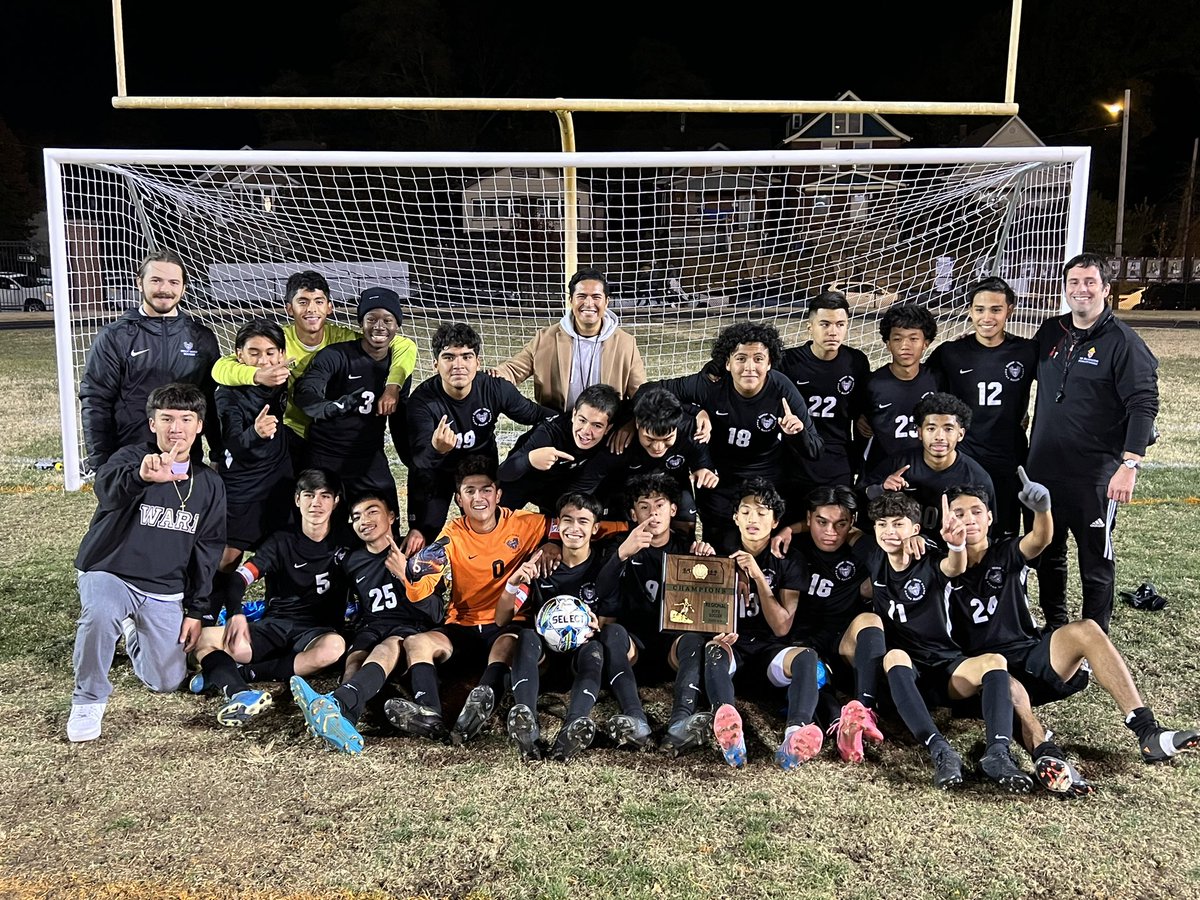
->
<box><xmin>659</xmin><ymin>554</ymin><xmax>738</xmax><ymax>634</ymax></box>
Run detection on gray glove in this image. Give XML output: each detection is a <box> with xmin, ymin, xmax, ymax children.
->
<box><xmin>1016</xmin><ymin>465</ymin><xmax>1051</xmax><ymax>512</ymax></box>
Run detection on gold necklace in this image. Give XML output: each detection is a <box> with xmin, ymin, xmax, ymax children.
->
<box><xmin>172</xmin><ymin>475</ymin><xmax>195</xmax><ymax>511</ymax></box>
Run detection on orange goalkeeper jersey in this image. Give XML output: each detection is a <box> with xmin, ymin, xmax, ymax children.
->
<box><xmin>405</xmin><ymin>508</ymin><xmax>550</xmax><ymax>626</ymax></box>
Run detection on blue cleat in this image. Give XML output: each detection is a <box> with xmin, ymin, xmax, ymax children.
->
<box><xmin>216</xmin><ymin>689</ymin><xmax>273</xmax><ymax>727</ymax></box>
<box><xmin>188</xmin><ymin>672</ymin><xmax>207</xmax><ymax>694</ymax></box>
<box><xmin>713</xmin><ymin>704</ymin><xmax>747</xmax><ymax>768</ymax></box>
<box><xmin>291</xmin><ymin>676</ymin><xmax>362</xmax><ymax>754</ymax></box>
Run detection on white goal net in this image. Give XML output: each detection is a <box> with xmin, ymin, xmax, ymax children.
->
<box><xmin>45</xmin><ymin>147</ymin><xmax>1089</xmax><ymax>489</ymax></box>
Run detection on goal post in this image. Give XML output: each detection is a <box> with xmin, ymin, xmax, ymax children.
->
<box><xmin>44</xmin><ymin>145</ymin><xmax>1090</xmax><ymax>491</ymax></box>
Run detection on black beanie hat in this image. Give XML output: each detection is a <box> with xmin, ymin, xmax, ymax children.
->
<box><xmin>357</xmin><ymin>286</ymin><xmax>403</xmax><ymax>325</ymax></box>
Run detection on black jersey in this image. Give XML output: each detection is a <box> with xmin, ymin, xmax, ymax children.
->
<box><xmin>294</xmin><ymin>341</ymin><xmax>392</xmax><ymax>464</ymax></box>
<box><xmin>595</xmin><ymin>533</ymin><xmax>693</xmax><ymax>638</ymax></box>
<box><xmin>605</xmin><ymin>415</ymin><xmax>714</xmax><ymax>496</ymax></box>
<box><xmin>407</xmin><ymin>372</ymin><xmax>553</xmax><ymax>475</ymax></box>
<box><xmin>779</xmin><ymin>342</ymin><xmax>871</xmax><ymax>483</ymax></box>
<box><xmin>789</xmin><ymin>533</ymin><xmax>870</xmax><ymax>639</ymax></box>
<box><xmin>340</xmin><ymin>544</ymin><xmax>443</xmax><ymax>631</ymax></box>
<box><xmin>865</xmin><ymin>542</ymin><xmax>958</xmax><ymax>669</ymax></box>
<box><xmin>863</xmin><ymin>364</ymin><xmax>939</xmax><ymax>465</ymax></box>
<box><xmin>928</xmin><ymin>334</ymin><xmax>1038</xmax><ymax>471</ymax></box>
<box><xmin>215</xmin><ymin>381</ymin><xmax>291</xmax><ymax>501</ymax></box>
<box><xmin>949</xmin><ymin>538</ymin><xmax>1040</xmax><ymax>656</ymax></box>
<box><xmin>531</xmin><ymin>545</ymin><xmax>619</xmax><ymax>613</ymax></box>
<box><xmin>236</xmin><ymin>526</ymin><xmax>347</xmax><ymax>627</ymax></box>
<box><xmin>648</xmin><ymin>370</ymin><xmax>821</xmax><ymax>480</ymax></box>
<box><xmin>864</xmin><ymin>448</ymin><xmax>996</xmax><ymax>535</ymax></box>
<box><xmin>498</xmin><ymin>415</ymin><xmax>623</xmax><ymax>510</ymax></box>
<box><xmin>733</xmin><ymin>545</ymin><xmax>805</xmax><ymax>648</ymax></box>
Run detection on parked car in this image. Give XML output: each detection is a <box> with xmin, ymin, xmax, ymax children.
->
<box><xmin>826</xmin><ymin>280</ymin><xmax>899</xmax><ymax>310</ymax></box>
<box><xmin>0</xmin><ymin>272</ymin><xmax>53</xmax><ymax>311</ymax></box>
<box><xmin>1133</xmin><ymin>283</ymin><xmax>1200</xmax><ymax>310</ymax></box>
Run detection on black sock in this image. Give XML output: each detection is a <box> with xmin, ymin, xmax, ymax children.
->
<box><xmin>980</xmin><ymin>669</ymin><xmax>1013</xmax><ymax>752</ymax></box>
<box><xmin>212</xmin><ymin>570</ymin><xmax>236</xmax><ymax>617</ymax></box>
<box><xmin>200</xmin><ymin>650</ymin><xmax>248</xmax><ymax>698</ymax></box>
<box><xmin>786</xmin><ymin>649</ymin><xmax>819</xmax><ymax>728</ymax></box>
<box><xmin>886</xmin><ymin>665</ymin><xmax>941</xmax><ymax>747</ymax></box>
<box><xmin>669</xmin><ymin>632</ymin><xmax>705</xmax><ymax>724</ymax></box>
<box><xmin>565</xmin><ymin>642</ymin><xmax>603</xmax><ymax>722</ymax></box>
<box><xmin>1125</xmin><ymin>705</ymin><xmax>1159</xmax><ymax>742</ymax></box>
<box><xmin>854</xmin><ymin>627</ymin><xmax>886</xmax><ymax>709</ymax></box>
<box><xmin>243</xmin><ymin>653</ymin><xmax>297</xmax><ymax>683</ymax></box>
<box><xmin>703</xmin><ymin>642</ymin><xmax>736</xmax><ymax>709</ymax></box>
<box><xmin>1032</xmin><ymin>739</ymin><xmax>1067</xmax><ymax>761</ymax></box>
<box><xmin>599</xmin><ymin>625</ymin><xmax>645</xmax><ymax>718</ymax></box>
<box><xmin>511</xmin><ymin>629</ymin><xmax>542</xmax><ymax>711</ymax></box>
<box><xmin>332</xmin><ymin>661</ymin><xmax>387</xmax><ymax>724</ymax></box>
<box><xmin>408</xmin><ymin>661</ymin><xmax>442</xmax><ymax>717</ymax></box>
<box><xmin>479</xmin><ymin>661</ymin><xmax>507</xmax><ymax>698</ymax></box>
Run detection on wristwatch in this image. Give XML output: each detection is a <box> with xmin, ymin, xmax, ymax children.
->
<box><xmin>1122</xmin><ymin>459</ymin><xmax>1141</xmax><ymax>470</ymax></box>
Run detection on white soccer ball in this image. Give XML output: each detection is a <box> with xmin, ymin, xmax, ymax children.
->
<box><xmin>534</xmin><ymin>594</ymin><xmax>593</xmax><ymax>653</ymax></box>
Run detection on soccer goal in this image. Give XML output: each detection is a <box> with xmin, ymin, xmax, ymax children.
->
<box><xmin>44</xmin><ymin>146</ymin><xmax>1089</xmax><ymax>490</ymax></box>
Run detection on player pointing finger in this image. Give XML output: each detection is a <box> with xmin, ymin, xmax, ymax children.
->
<box><xmin>528</xmin><ymin>447</ymin><xmax>576</xmax><ymax>471</ymax></box>
<box><xmin>431</xmin><ymin>414</ymin><xmax>458</xmax><ymax>454</ymax></box>
<box><xmin>254</xmin><ymin>404</ymin><xmax>279</xmax><ymax>439</ymax></box>
<box><xmin>884</xmin><ymin>464</ymin><xmax>911</xmax><ymax>491</ymax></box>
<box><xmin>779</xmin><ymin>397</ymin><xmax>805</xmax><ymax>435</ymax></box>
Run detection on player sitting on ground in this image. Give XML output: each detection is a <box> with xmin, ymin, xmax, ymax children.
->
<box><xmin>496</xmin><ymin>492</ymin><xmax>614</xmax><ymax>761</ymax></box>
<box><xmin>647</xmin><ymin>322</ymin><xmax>822</xmax><ymax>550</ymax></box>
<box><xmin>593</xmin><ymin>473</ymin><xmax>717</xmax><ymax>757</ymax></box>
<box><xmin>393</xmin><ymin>455</ymin><xmax>559</xmax><ymax>746</ymax></box>
<box><xmin>860</xmin><ymin>303</ymin><xmax>940</xmax><ymax>471</ymax></box>
<box><xmin>945</xmin><ymin>478</ymin><xmax>1199</xmax><ymax>789</ymax></box>
<box><xmin>210</xmin><ymin>318</ymin><xmax>294</xmax><ymax>626</ymax></box>
<box><xmin>927</xmin><ymin>277</ymin><xmax>1037</xmax><ymax>539</ymax></box>
<box><xmin>405</xmin><ymin>321</ymin><xmax>556</xmax><ymax>553</ymax></box>
<box><xmin>864</xmin><ymin>392</ymin><xmax>995</xmax><ymax>536</ymax></box>
<box><xmin>212</xmin><ymin>270</ymin><xmax>415</xmax><ymax>472</ymax></box>
<box><xmin>191</xmin><ymin>468</ymin><xmax>348</xmax><ymax>727</ymax></box>
<box><xmin>68</xmin><ymin>383</ymin><xmax>226</xmax><ymax>742</ymax></box>
<box><xmin>866</xmin><ymin>491</ymin><xmax>1034</xmax><ymax>792</ymax></box>
<box><xmin>699</xmin><ymin>478</ymin><xmax>805</xmax><ymax>769</ymax></box>
<box><xmin>498</xmin><ymin>384</ymin><xmax>624</xmax><ymax>514</ymax></box>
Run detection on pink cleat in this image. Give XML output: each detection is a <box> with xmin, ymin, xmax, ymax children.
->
<box><xmin>713</xmin><ymin>704</ymin><xmax>747</xmax><ymax>768</ymax></box>
<box><xmin>775</xmin><ymin>723</ymin><xmax>824</xmax><ymax>771</ymax></box>
<box><xmin>830</xmin><ymin>699</ymin><xmax>883</xmax><ymax>763</ymax></box>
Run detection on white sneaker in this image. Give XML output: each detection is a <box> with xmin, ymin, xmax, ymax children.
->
<box><xmin>67</xmin><ymin>702</ymin><xmax>107</xmax><ymax>742</ymax></box>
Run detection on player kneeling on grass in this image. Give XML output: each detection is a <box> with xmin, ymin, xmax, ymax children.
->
<box><xmin>68</xmin><ymin>383</ymin><xmax>226</xmax><ymax>743</ymax></box>
<box><xmin>190</xmin><ymin>468</ymin><xmax>348</xmax><ymax>727</ymax></box>
<box><xmin>496</xmin><ymin>492</ymin><xmax>614</xmax><ymax>761</ymax></box>
<box><xmin>866</xmin><ymin>491</ymin><xmax>1034</xmax><ymax>792</ymax></box>
<box><xmin>291</xmin><ymin>494</ymin><xmax>443</xmax><ymax>754</ymax></box>
<box><xmin>593</xmin><ymin>473</ymin><xmax>717</xmax><ymax>757</ymax></box>
<box><xmin>695</xmin><ymin>478</ymin><xmax>805</xmax><ymax>769</ymax></box>
<box><xmin>945</xmin><ymin>476</ymin><xmax>1199</xmax><ymax>791</ymax></box>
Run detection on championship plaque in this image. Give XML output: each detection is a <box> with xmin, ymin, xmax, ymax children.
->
<box><xmin>659</xmin><ymin>554</ymin><xmax>737</xmax><ymax>634</ymax></box>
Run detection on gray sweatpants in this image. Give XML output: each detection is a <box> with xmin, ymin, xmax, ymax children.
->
<box><xmin>72</xmin><ymin>570</ymin><xmax>188</xmax><ymax>704</ymax></box>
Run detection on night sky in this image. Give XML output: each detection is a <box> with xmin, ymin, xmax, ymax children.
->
<box><xmin>4</xmin><ymin>0</ymin><xmax>1200</xmax><ymax>219</ymax></box>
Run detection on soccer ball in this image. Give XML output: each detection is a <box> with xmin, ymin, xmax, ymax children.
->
<box><xmin>535</xmin><ymin>595</ymin><xmax>593</xmax><ymax>653</ymax></box>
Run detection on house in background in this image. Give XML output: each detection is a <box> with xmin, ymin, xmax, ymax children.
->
<box><xmin>461</xmin><ymin>167</ymin><xmax>599</xmax><ymax>233</ymax></box>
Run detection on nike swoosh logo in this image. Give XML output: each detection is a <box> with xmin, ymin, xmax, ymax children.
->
<box><xmin>334</xmin><ymin>402</ymin><xmax>345</xmax><ymax>410</ymax></box>
<box><xmin>795</xmin><ymin>380</ymin><xmax>810</xmax><ymax>385</ymax></box>
<box><xmin>631</xmin><ymin>560</ymin><xmax>643</xmax><ymax>565</ymax></box>
<box><xmin>584</xmin><ymin>690</ymin><xmax>596</xmax><ymax>701</ymax></box>
<box><xmin>872</xmin><ymin>581</ymin><xmax>886</xmax><ymax>587</ymax></box>
<box><xmin>714</xmin><ymin>410</ymin><xmax>730</xmax><ymax>416</ymax></box>
<box><xmin>959</xmin><ymin>368</ymin><xmax>974</xmax><ymax>374</ymax></box>
<box><xmin>293</xmin><ymin>562</ymin><xmax>307</xmax><ymax>569</ymax></box>
<box><xmin>468</xmin><ymin>554</ymin><xmax>478</xmax><ymax>560</ymax></box>
<box><xmin>130</xmin><ymin>348</ymin><xmax>150</xmax><ymax>358</ymax></box>
<box><xmin>876</xmin><ymin>403</ymin><xmax>892</xmax><ymax>410</ymax></box>
<box><xmin>356</xmin><ymin>576</ymin><xmax>366</xmax><ymax>582</ymax></box>
<box><xmin>348</xmin><ymin>374</ymin><xmax>363</xmax><ymax>380</ymax></box>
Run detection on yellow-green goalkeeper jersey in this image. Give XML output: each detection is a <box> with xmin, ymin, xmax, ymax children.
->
<box><xmin>211</xmin><ymin>323</ymin><xmax>417</xmax><ymax>438</ymax></box>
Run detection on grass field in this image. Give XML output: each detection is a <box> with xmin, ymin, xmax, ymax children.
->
<box><xmin>0</xmin><ymin>326</ymin><xmax>1198</xmax><ymax>900</ymax></box>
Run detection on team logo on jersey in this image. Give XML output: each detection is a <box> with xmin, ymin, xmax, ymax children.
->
<box><xmin>581</xmin><ymin>583</ymin><xmax>597</xmax><ymax>602</ymax></box>
<box><xmin>506</xmin><ymin>537</ymin><xmax>519</xmax><ymax>550</ymax></box>
<box><xmin>472</xmin><ymin>407</ymin><xmax>492</xmax><ymax>427</ymax></box>
<box><xmin>180</xmin><ymin>341</ymin><xmax>197</xmax><ymax>357</ymax></box>
<box><xmin>835</xmin><ymin>560</ymin><xmax>857</xmax><ymax>581</ymax></box>
<box><xmin>904</xmin><ymin>578</ymin><xmax>926</xmax><ymax>601</ymax></box>
<box><xmin>665</xmin><ymin>454</ymin><xmax>685</xmax><ymax>469</ymax></box>
<box><xmin>756</xmin><ymin>413</ymin><xmax>777</xmax><ymax>432</ymax></box>
<box><xmin>762</xmin><ymin>570</ymin><xmax>776</xmax><ymax>590</ymax></box>
<box><xmin>837</xmin><ymin>375</ymin><xmax>855</xmax><ymax>395</ymax></box>
<box><xmin>1079</xmin><ymin>346</ymin><xmax>1100</xmax><ymax>365</ymax></box>
<box><xmin>1004</xmin><ymin>361</ymin><xmax>1025</xmax><ymax>382</ymax></box>
<box><xmin>986</xmin><ymin>565</ymin><xmax>1004</xmax><ymax>588</ymax></box>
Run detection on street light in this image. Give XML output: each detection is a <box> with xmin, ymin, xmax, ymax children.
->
<box><xmin>1106</xmin><ymin>89</ymin><xmax>1131</xmax><ymax>260</ymax></box>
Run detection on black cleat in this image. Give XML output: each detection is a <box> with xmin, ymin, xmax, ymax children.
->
<box><xmin>606</xmin><ymin>714</ymin><xmax>654</xmax><ymax>751</ymax></box>
<box><xmin>450</xmin><ymin>685</ymin><xmax>496</xmax><ymax>746</ymax></box>
<box><xmin>930</xmin><ymin>740</ymin><xmax>965</xmax><ymax>790</ymax></box>
<box><xmin>1034</xmin><ymin>754</ymin><xmax>1097</xmax><ymax>798</ymax></box>
<box><xmin>383</xmin><ymin>698</ymin><xmax>447</xmax><ymax>741</ymax></box>
<box><xmin>1140</xmin><ymin>728</ymin><xmax>1200</xmax><ymax>764</ymax></box>
<box><xmin>507</xmin><ymin>703</ymin><xmax>542</xmax><ymax>761</ymax></box>
<box><xmin>980</xmin><ymin>746</ymin><xmax>1035</xmax><ymax>793</ymax></box>
<box><xmin>659</xmin><ymin>712</ymin><xmax>713</xmax><ymax>758</ymax></box>
<box><xmin>550</xmin><ymin>717</ymin><xmax>597</xmax><ymax>761</ymax></box>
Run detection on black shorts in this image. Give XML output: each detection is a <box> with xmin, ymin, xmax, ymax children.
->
<box><xmin>406</xmin><ymin>469</ymin><xmax>456</xmax><ymax>541</ymax></box>
<box><xmin>224</xmin><ymin>477</ymin><xmax>295</xmax><ymax>551</ymax></box>
<box><xmin>435</xmin><ymin>621</ymin><xmax>519</xmax><ymax>663</ymax></box>
<box><xmin>249</xmin><ymin>618</ymin><xmax>337</xmax><ymax>660</ymax></box>
<box><xmin>349</xmin><ymin>620</ymin><xmax>424</xmax><ymax>654</ymax></box>
<box><xmin>788</xmin><ymin>623</ymin><xmax>849</xmax><ymax>664</ymax></box>
<box><xmin>730</xmin><ymin>637</ymin><xmax>793</xmax><ymax>684</ymax></box>
<box><xmin>627</xmin><ymin>628</ymin><xmax>693</xmax><ymax>685</ymax></box>
<box><xmin>911</xmin><ymin>653</ymin><xmax>971</xmax><ymax>708</ymax></box>
<box><xmin>1008</xmin><ymin>635</ymin><xmax>1090</xmax><ymax>706</ymax></box>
